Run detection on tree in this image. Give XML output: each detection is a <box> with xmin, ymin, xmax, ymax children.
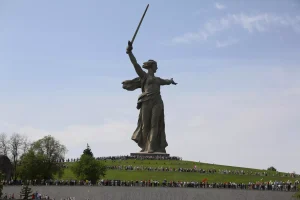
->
<box><xmin>83</xmin><ymin>144</ymin><xmax>93</xmax><ymax>157</ymax></box>
<box><xmin>19</xmin><ymin>135</ymin><xmax>67</xmax><ymax>180</ymax></box>
<box><xmin>9</xmin><ymin>133</ymin><xmax>26</xmax><ymax>180</ymax></box>
<box><xmin>21</xmin><ymin>137</ymin><xmax>31</xmax><ymax>155</ymax></box>
<box><xmin>20</xmin><ymin>184</ymin><xmax>32</xmax><ymax>199</ymax></box>
<box><xmin>0</xmin><ymin>133</ymin><xmax>9</xmax><ymax>156</ymax></box>
<box><xmin>71</xmin><ymin>145</ymin><xmax>106</xmax><ymax>185</ymax></box>
<box><xmin>31</xmin><ymin>135</ymin><xmax>67</xmax><ymax>162</ymax></box>
<box><xmin>267</xmin><ymin>166</ymin><xmax>277</xmax><ymax>171</ymax></box>
<box><xmin>18</xmin><ymin>149</ymin><xmax>47</xmax><ymax>180</ymax></box>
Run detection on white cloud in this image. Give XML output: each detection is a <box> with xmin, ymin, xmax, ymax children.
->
<box><xmin>216</xmin><ymin>38</ymin><xmax>239</xmax><ymax>48</ymax></box>
<box><xmin>215</xmin><ymin>2</ymin><xmax>226</xmax><ymax>10</ymax></box>
<box><xmin>171</xmin><ymin>32</ymin><xmax>208</xmax><ymax>44</ymax></box>
<box><xmin>172</xmin><ymin>13</ymin><xmax>300</xmax><ymax>44</ymax></box>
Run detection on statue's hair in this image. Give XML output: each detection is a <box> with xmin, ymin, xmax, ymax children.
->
<box><xmin>142</xmin><ymin>59</ymin><xmax>157</xmax><ymax>69</ymax></box>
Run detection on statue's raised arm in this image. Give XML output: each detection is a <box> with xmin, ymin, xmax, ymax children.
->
<box><xmin>126</xmin><ymin>41</ymin><xmax>146</xmax><ymax>78</ymax></box>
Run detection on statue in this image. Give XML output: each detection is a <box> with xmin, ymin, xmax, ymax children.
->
<box><xmin>122</xmin><ymin>41</ymin><xmax>177</xmax><ymax>153</ymax></box>
<box><xmin>121</xmin><ymin>4</ymin><xmax>177</xmax><ymax>154</ymax></box>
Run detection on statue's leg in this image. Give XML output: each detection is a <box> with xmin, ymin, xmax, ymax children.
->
<box><xmin>141</xmin><ymin>101</ymin><xmax>151</xmax><ymax>152</ymax></box>
<box><xmin>148</xmin><ymin>103</ymin><xmax>163</xmax><ymax>153</ymax></box>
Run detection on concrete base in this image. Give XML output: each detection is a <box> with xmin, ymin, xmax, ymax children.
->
<box><xmin>130</xmin><ymin>152</ymin><xmax>170</xmax><ymax>157</ymax></box>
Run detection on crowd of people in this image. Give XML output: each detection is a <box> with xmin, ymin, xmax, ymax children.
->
<box><xmin>106</xmin><ymin>165</ymin><xmax>217</xmax><ymax>174</ymax></box>
<box><xmin>98</xmin><ymin>179</ymin><xmax>299</xmax><ymax>192</ymax></box>
<box><xmin>56</xmin><ymin>155</ymin><xmax>182</xmax><ymax>162</ymax></box>
<box><xmin>219</xmin><ymin>169</ymin><xmax>299</xmax><ymax>178</ymax></box>
<box><xmin>102</xmin><ymin>165</ymin><xmax>298</xmax><ymax>178</ymax></box>
<box><xmin>2</xmin><ymin>179</ymin><xmax>299</xmax><ymax>193</ymax></box>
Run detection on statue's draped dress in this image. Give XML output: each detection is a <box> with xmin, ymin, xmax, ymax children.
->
<box><xmin>122</xmin><ymin>74</ymin><xmax>169</xmax><ymax>153</ymax></box>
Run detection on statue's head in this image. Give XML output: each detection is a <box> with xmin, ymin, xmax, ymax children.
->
<box><xmin>142</xmin><ymin>59</ymin><xmax>157</xmax><ymax>73</ymax></box>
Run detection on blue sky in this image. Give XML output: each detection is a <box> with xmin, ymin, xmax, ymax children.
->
<box><xmin>1</xmin><ymin>0</ymin><xmax>300</xmax><ymax>173</ymax></box>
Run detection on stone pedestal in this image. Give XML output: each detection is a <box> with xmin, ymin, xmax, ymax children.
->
<box><xmin>130</xmin><ymin>152</ymin><xmax>170</xmax><ymax>157</ymax></box>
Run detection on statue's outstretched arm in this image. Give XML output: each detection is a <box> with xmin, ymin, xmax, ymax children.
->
<box><xmin>159</xmin><ymin>78</ymin><xmax>177</xmax><ymax>86</ymax></box>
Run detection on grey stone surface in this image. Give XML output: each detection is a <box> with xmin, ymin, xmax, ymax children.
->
<box><xmin>3</xmin><ymin>186</ymin><xmax>296</xmax><ymax>200</ymax></box>
<box><xmin>130</xmin><ymin>152</ymin><xmax>170</xmax><ymax>157</ymax></box>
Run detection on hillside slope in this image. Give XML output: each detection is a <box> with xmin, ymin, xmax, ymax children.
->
<box><xmin>60</xmin><ymin>159</ymin><xmax>298</xmax><ymax>183</ymax></box>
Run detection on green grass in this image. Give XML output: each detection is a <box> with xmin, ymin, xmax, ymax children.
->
<box><xmin>60</xmin><ymin>160</ymin><xmax>298</xmax><ymax>183</ymax></box>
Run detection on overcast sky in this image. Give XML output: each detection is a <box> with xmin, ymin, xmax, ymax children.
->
<box><xmin>0</xmin><ymin>0</ymin><xmax>299</xmax><ymax>173</ymax></box>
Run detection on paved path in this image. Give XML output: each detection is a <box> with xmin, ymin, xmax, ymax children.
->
<box><xmin>3</xmin><ymin>186</ymin><xmax>296</xmax><ymax>200</ymax></box>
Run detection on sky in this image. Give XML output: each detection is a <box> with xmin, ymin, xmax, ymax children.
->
<box><xmin>0</xmin><ymin>0</ymin><xmax>300</xmax><ymax>173</ymax></box>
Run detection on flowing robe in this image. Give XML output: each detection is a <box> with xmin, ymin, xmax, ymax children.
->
<box><xmin>122</xmin><ymin>74</ymin><xmax>168</xmax><ymax>153</ymax></box>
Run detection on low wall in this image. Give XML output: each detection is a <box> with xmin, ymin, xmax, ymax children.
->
<box><xmin>3</xmin><ymin>186</ymin><xmax>296</xmax><ymax>200</ymax></box>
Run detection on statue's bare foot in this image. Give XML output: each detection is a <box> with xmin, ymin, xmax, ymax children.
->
<box><xmin>148</xmin><ymin>149</ymin><xmax>154</xmax><ymax>153</ymax></box>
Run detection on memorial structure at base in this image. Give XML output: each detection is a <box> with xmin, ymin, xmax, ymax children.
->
<box><xmin>130</xmin><ymin>152</ymin><xmax>170</xmax><ymax>158</ymax></box>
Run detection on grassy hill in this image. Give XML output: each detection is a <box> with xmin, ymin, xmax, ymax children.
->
<box><xmin>60</xmin><ymin>159</ymin><xmax>298</xmax><ymax>183</ymax></box>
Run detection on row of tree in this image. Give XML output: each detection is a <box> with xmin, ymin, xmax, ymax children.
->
<box><xmin>0</xmin><ymin>134</ymin><xmax>107</xmax><ymax>198</ymax></box>
<box><xmin>0</xmin><ymin>133</ymin><xmax>107</xmax><ymax>183</ymax></box>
